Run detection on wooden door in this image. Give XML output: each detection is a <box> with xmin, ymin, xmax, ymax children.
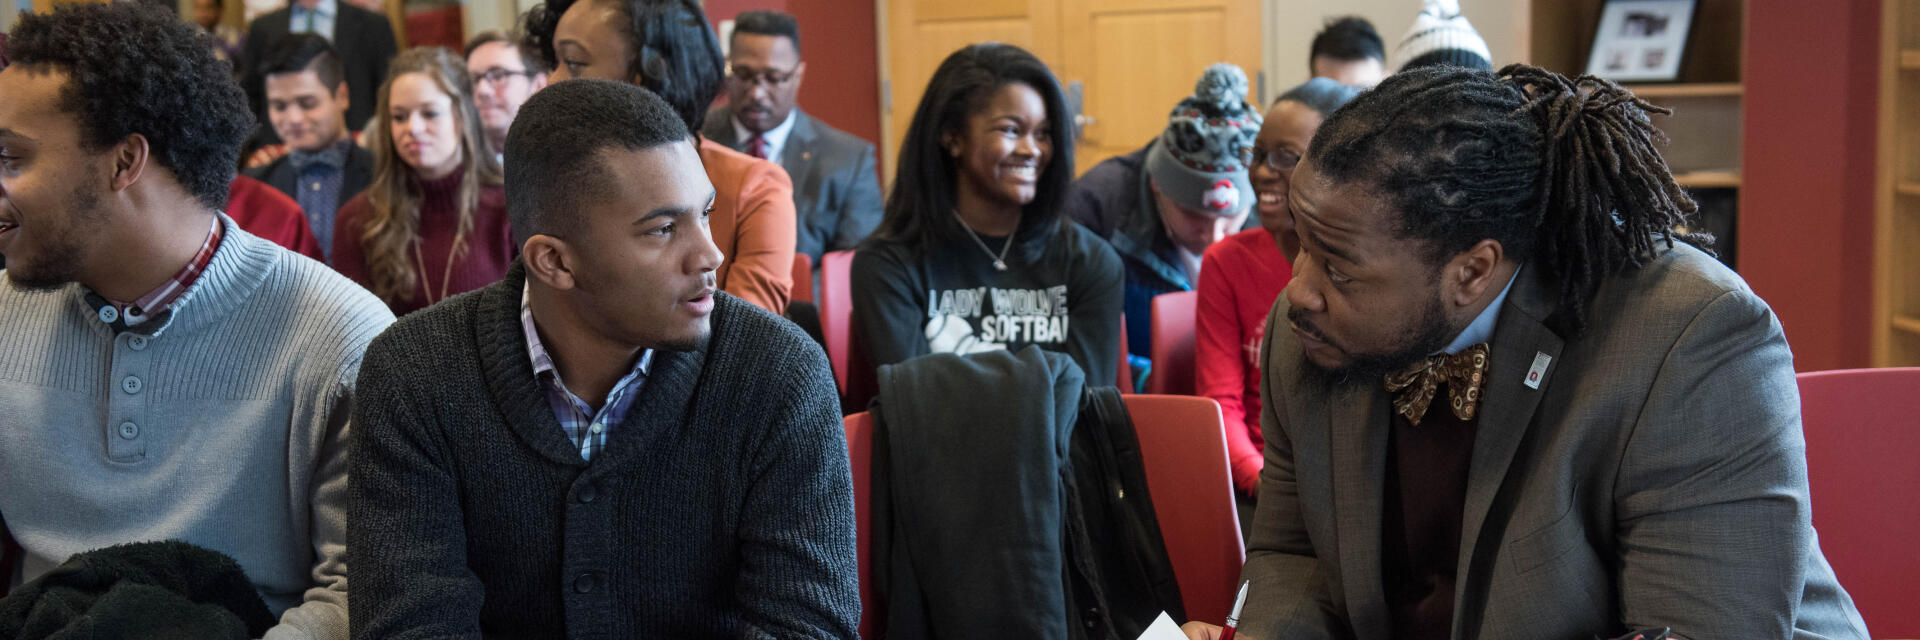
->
<box><xmin>878</xmin><ymin>0</ymin><xmax>1260</xmax><ymax>185</ymax></box>
<box><xmin>879</xmin><ymin>0</ymin><xmax>1058</xmax><ymax>186</ymax></box>
<box><xmin>1057</xmin><ymin>0</ymin><xmax>1261</xmax><ymax>172</ymax></box>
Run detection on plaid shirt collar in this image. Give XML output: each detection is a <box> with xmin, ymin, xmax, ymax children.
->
<box><xmin>90</xmin><ymin>216</ymin><xmax>223</xmax><ymax>332</ymax></box>
<box><xmin>521</xmin><ymin>282</ymin><xmax>653</xmax><ymax>461</ymax></box>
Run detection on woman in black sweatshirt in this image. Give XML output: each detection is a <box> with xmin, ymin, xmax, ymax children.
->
<box><xmin>850</xmin><ymin>43</ymin><xmax>1124</xmax><ymax>392</ymax></box>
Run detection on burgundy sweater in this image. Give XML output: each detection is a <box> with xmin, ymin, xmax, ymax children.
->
<box><xmin>332</xmin><ymin>172</ymin><xmax>514</xmax><ymax>316</ymax></box>
<box><xmin>1195</xmin><ymin>229</ymin><xmax>1292</xmax><ymax>494</ymax></box>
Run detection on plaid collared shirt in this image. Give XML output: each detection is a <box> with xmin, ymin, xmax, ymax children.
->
<box><xmin>101</xmin><ymin>216</ymin><xmax>224</xmax><ymax>329</ymax></box>
<box><xmin>521</xmin><ymin>283</ymin><xmax>652</xmax><ymax>461</ymax></box>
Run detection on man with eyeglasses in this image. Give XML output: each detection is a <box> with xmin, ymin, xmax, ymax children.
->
<box><xmin>466</xmin><ymin>30</ymin><xmax>550</xmax><ymax>161</ymax></box>
<box><xmin>1061</xmin><ymin>63</ymin><xmax>1263</xmax><ymax>387</ymax></box>
<box><xmin>703</xmin><ymin>10</ymin><xmax>881</xmax><ymax>276</ymax></box>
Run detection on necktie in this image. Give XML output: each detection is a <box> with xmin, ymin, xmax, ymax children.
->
<box><xmin>1383</xmin><ymin>343</ymin><xmax>1490</xmax><ymax>426</ymax></box>
<box><xmin>746</xmin><ymin>135</ymin><xmax>768</xmax><ymax>160</ymax></box>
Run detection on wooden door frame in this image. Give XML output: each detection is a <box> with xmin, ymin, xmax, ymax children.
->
<box><xmin>874</xmin><ymin>0</ymin><xmax>892</xmax><ymax>190</ymax></box>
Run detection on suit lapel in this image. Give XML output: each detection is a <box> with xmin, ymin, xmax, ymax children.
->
<box><xmin>706</xmin><ymin>105</ymin><xmax>741</xmax><ymax>149</ymax></box>
<box><xmin>779</xmin><ymin>110</ymin><xmax>817</xmax><ymax>171</ymax></box>
<box><xmin>1328</xmin><ymin>380</ymin><xmax>1392</xmax><ymax>640</ymax></box>
<box><xmin>1450</xmin><ymin>266</ymin><xmax>1565</xmax><ymax>639</ymax></box>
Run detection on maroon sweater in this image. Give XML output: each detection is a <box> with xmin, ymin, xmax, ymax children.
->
<box><xmin>1381</xmin><ymin>388</ymin><xmax>1479</xmax><ymax>640</ymax></box>
<box><xmin>332</xmin><ymin>172</ymin><xmax>514</xmax><ymax>316</ymax></box>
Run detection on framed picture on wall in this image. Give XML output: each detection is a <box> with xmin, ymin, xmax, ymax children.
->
<box><xmin>1585</xmin><ymin>0</ymin><xmax>1698</xmax><ymax>82</ymax></box>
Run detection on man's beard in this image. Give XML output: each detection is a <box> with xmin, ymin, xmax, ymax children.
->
<box><xmin>1293</xmin><ymin>289</ymin><xmax>1459</xmax><ymax>390</ymax></box>
<box><xmin>5</xmin><ymin>180</ymin><xmax>106</xmax><ymax>292</ymax></box>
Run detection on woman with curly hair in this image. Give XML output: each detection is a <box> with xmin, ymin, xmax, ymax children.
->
<box><xmin>333</xmin><ymin>47</ymin><xmax>512</xmax><ymax>315</ymax></box>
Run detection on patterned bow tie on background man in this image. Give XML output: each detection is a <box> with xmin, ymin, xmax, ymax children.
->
<box><xmin>1383</xmin><ymin>343</ymin><xmax>1490</xmax><ymax>426</ymax></box>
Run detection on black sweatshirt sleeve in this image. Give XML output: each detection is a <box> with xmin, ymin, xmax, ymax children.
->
<box><xmin>850</xmin><ymin>245</ymin><xmax>928</xmax><ymax>373</ymax></box>
<box><xmin>1063</xmin><ymin>226</ymin><xmax>1125</xmax><ymax>387</ymax></box>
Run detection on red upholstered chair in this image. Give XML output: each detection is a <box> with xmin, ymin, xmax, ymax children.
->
<box><xmin>1117</xmin><ymin>313</ymin><xmax>1133</xmax><ymax>390</ymax></box>
<box><xmin>791</xmin><ymin>253</ymin><xmax>815</xmax><ymax>305</ymax></box>
<box><xmin>842</xmin><ymin>412</ymin><xmax>879</xmax><ymax>639</ymax></box>
<box><xmin>1147</xmin><ymin>291</ymin><xmax>1198</xmax><ymax>395</ymax></box>
<box><xmin>819</xmin><ymin>251</ymin><xmax>857</xmax><ymax>396</ymax></box>
<box><xmin>1796</xmin><ymin>367</ymin><xmax>1920</xmax><ymax>638</ymax></box>
<box><xmin>1123</xmin><ymin>394</ymin><xmax>1244</xmax><ymax>624</ymax></box>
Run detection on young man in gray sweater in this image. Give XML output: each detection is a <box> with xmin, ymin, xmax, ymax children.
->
<box><xmin>0</xmin><ymin>4</ymin><xmax>394</xmax><ymax>639</ymax></box>
<box><xmin>348</xmin><ymin>79</ymin><xmax>858</xmax><ymax>638</ymax></box>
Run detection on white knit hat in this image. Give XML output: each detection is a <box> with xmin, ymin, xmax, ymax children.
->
<box><xmin>1393</xmin><ymin>0</ymin><xmax>1493</xmax><ymax>72</ymax></box>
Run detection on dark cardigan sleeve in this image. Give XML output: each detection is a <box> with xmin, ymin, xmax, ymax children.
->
<box><xmin>347</xmin><ymin>329</ymin><xmax>487</xmax><ymax>639</ymax></box>
<box><xmin>732</xmin><ymin>330</ymin><xmax>861</xmax><ymax>638</ymax></box>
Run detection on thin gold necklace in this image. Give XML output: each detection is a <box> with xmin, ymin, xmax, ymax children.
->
<box><xmin>413</xmin><ymin>239</ymin><xmax>459</xmax><ymax>305</ymax></box>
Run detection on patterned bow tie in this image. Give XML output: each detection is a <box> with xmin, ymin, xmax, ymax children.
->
<box><xmin>1383</xmin><ymin>343</ymin><xmax>1490</xmax><ymax>426</ymax></box>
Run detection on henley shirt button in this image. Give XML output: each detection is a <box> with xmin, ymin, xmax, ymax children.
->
<box><xmin>98</xmin><ymin>306</ymin><xmax>119</xmax><ymax>324</ymax></box>
<box><xmin>128</xmin><ymin>335</ymin><xmax>148</xmax><ymax>351</ymax></box>
<box><xmin>573</xmin><ymin>572</ymin><xmax>597</xmax><ymax>594</ymax></box>
<box><xmin>121</xmin><ymin>376</ymin><xmax>143</xmax><ymax>394</ymax></box>
<box><xmin>118</xmin><ymin>422</ymin><xmax>139</xmax><ymax>439</ymax></box>
<box><xmin>588</xmin><ymin>422</ymin><xmax>604</xmax><ymax>435</ymax></box>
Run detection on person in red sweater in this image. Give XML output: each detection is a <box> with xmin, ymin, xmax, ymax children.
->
<box><xmin>334</xmin><ymin>47</ymin><xmax>513</xmax><ymax>315</ymax></box>
<box><xmin>226</xmin><ymin>174</ymin><xmax>325</xmax><ymax>261</ymax></box>
<box><xmin>1195</xmin><ymin>78</ymin><xmax>1359</xmax><ymax>520</ymax></box>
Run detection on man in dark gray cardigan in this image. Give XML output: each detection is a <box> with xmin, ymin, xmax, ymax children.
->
<box><xmin>347</xmin><ymin>79</ymin><xmax>859</xmax><ymax>639</ymax></box>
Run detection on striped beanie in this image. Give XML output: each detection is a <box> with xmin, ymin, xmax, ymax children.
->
<box><xmin>1394</xmin><ymin>0</ymin><xmax>1493</xmax><ymax>72</ymax></box>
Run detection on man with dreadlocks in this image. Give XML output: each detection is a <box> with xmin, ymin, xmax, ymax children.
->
<box><xmin>1182</xmin><ymin>64</ymin><xmax>1868</xmax><ymax>640</ymax></box>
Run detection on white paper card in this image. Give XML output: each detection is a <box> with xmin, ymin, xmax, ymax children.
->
<box><xmin>1136</xmin><ymin>612</ymin><xmax>1187</xmax><ymax>640</ymax></box>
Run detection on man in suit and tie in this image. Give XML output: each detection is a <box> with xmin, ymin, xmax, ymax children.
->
<box><xmin>1182</xmin><ymin>65</ymin><xmax>1869</xmax><ymax>640</ymax></box>
<box><xmin>247</xmin><ymin>35</ymin><xmax>373</xmax><ymax>264</ymax></box>
<box><xmin>241</xmin><ymin>0</ymin><xmax>396</xmax><ymax>141</ymax></box>
<box><xmin>703</xmin><ymin>10</ymin><xmax>882</xmax><ymax>270</ymax></box>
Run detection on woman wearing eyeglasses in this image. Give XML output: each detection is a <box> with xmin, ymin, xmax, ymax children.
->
<box><xmin>1195</xmin><ymin>78</ymin><xmax>1360</xmax><ymax>527</ymax></box>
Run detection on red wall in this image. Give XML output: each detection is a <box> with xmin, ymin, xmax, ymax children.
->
<box><xmin>1739</xmin><ymin>0</ymin><xmax>1881</xmax><ymax>372</ymax></box>
<box><xmin>704</xmin><ymin>0</ymin><xmax>884</xmax><ymax>157</ymax></box>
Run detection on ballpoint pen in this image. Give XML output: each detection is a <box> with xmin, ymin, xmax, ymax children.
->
<box><xmin>1219</xmin><ymin>579</ymin><xmax>1249</xmax><ymax>640</ymax></box>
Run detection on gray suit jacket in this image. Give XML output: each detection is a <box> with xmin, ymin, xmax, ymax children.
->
<box><xmin>1242</xmin><ymin>242</ymin><xmax>1869</xmax><ymax>640</ymax></box>
<box><xmin>703</xmin><ymin>106</ymin><xmax>883</xmax><ymax>263</ymax></box>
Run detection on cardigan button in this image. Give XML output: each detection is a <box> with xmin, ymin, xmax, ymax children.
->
<box><xmin>576</xmin><ymin>482</ymin><xmax>597</xmax><ymax>504</ymax></box>
<box><xmin>573</xmin><ymin>572</ymin><xmax>597</xmax><ymax>594</ymax></box>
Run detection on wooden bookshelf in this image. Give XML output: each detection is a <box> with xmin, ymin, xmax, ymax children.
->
<box><xmin>1874</xmin><ymin>0</ymin><xmax>1920</xmax><ymax>366</ymax></box>
<box><xmin>1673</xmin><ymin>171</ymin><xmax>1742</xmax><ymax>189</ymax></box>
<box><xmin>1530</xmin><ymin>0</ymin><xmax>1746</xmax><ymax>269</ymax></box>
<box><xmin>1625</xmin><ymin>83</ymin><xmax>1745</xmax><ymax>99</ymax></box>
<box><xmin>1895</xmin><ymin>316</ymin><xmax>1920</xmax><ymax>336</ymax></box>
